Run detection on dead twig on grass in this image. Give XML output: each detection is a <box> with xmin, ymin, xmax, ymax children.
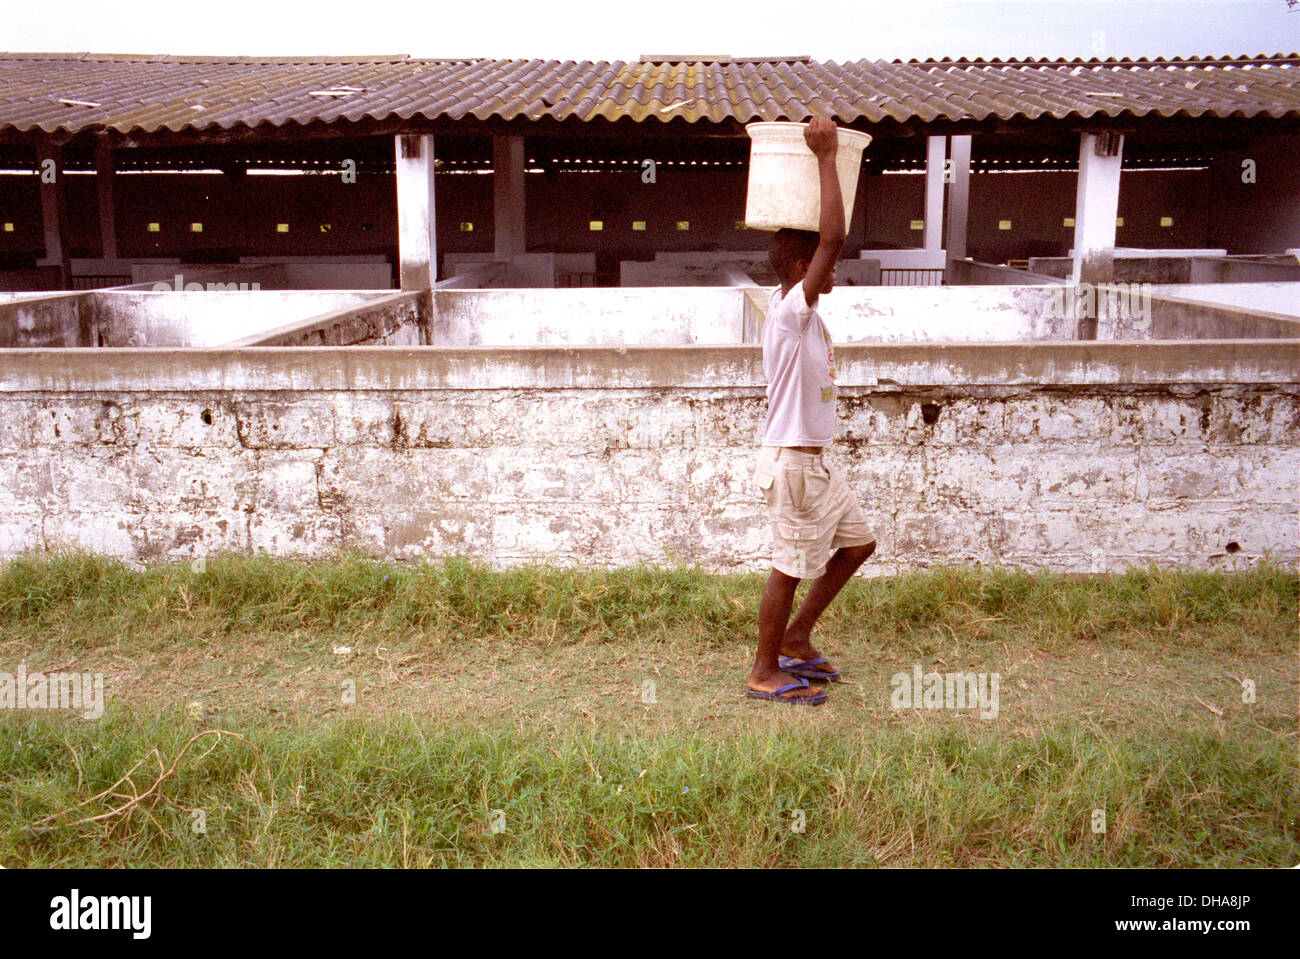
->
<box><xmin>1193</xmin><ymin>696</ymin><xmax>1224</xmax><ymax>718</ymax></box>
<box><xmin>32</xmin><ymin>729</ymin><xmax>276</xmax><ymax>842</ymax></box>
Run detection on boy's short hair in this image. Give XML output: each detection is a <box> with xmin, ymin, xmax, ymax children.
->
<box><xmin>769</xmin><ymin>228</ymin><xmax>820</xmax><ymax>283</ymax></box>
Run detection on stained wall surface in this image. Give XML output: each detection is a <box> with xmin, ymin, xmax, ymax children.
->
<box><xmin>1</xmin><ymin>342</ymin><xmax>1295</xmax><ymax>574</ymax></box>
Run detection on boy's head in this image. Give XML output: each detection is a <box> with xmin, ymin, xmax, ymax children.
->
<box><xmin>768</xmin><ymin>228</ymin><xmax>835</xmax><ymax>293</ymax></box>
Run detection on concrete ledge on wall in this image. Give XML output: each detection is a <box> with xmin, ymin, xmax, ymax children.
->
<box><xmin>1</xmin><ymin>340</ymin><xmax>1296</xmax><ymax>394</ymax></box>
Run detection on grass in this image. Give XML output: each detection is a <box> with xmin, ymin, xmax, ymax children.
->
<box><xmin>0</xmin><ymin>547</ymin><xmax>1296</xmax><ymax>867</ymax></box>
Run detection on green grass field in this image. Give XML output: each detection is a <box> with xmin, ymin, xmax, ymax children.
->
<box><xmin>1</xmin><ymin>549</ymin><xmax>1296</xmax><ymax>867</ymax></box>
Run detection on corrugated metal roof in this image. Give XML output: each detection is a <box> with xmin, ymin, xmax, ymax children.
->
<box><xmin>0</xmin><ymin>51</ymin><xmax>1297</xmax><ymax>137</ymax></box>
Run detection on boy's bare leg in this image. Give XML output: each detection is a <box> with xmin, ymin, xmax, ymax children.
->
<box><xmin>780</xmin><ymin>542</ymin><xmax>875</xmax><ymax>674</ymax></box>
<box><xmin>748</xmin><ymin>567</ymin><xmax>822</xmax><ymax>699</ymax></box>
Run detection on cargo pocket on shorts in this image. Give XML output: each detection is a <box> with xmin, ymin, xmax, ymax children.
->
<box><xmin>776</xmin><ymin>520</ymin><xmax>822</xmax><ymax>579</ymax></box>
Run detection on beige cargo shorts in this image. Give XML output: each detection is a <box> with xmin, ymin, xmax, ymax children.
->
<box><xmin>753</xmin><ymin>446</ymin><xmax>876</xmax><ymax>580</ymax></box>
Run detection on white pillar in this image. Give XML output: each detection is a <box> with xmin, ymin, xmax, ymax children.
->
<box><xmin>923</xmin><ymin>135</ymin><xmax>945</xmax><ymax>254</ymax></box>
<box><xmin>95</xmin><ymin>140</ymin><xmax>118</xmax><ymax>261</ymax></box>
<box><xmin>396</xmin><ymin>134</ymin><xmax>437</xmax><ymax>290</ymax></box>
<box><xmin>943</xmin><ymin>135</ymin><xmax>972</xmax><ymax>272</ymax></box>
<box><xmin>493</xmin><ymin>135</ymin><xmax>526</xmax><ymax>258</ymax></box>
<box><xmin>1070</xmin><ymin>131</ymin><xmax>1124</xmax><ymax>286</ymax></box>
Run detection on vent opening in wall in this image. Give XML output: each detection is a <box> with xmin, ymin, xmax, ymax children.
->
<box><xmin>1225</xmin><ymin>541</ymin><xmax>1241</xmax><ymax>554</ymax></box>
<box><xmin>921</xmin><ymin>403</ymin><xmax>942</xmax><ymax>426</ymax></box>
<box><xmin>201</xmin><ymin>409</ymin><xmax>213</xmax><ymax>426</ymax></box>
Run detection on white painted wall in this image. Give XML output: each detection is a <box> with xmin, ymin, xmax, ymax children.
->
<box><xmin>2</xmin><ymin>343</ymin><xmax>1293</xmax><ymax>574</ymax></box>
<box><xmin>858</xmin><ymin>249</ymin><xmax>947</xmax><ymax>269</ymax></box>
<box><xmin>788</xmin><ymin>287</ymin><xmax>1072</xmax><ymax>342</ymax></box>
<box><xmin>434</xmin><ymin>288</ymin><xmax>744</xmax><ymax>345</ymax></box>
<box><xmin>1148</xmin><ymin>282</ymin><xmax>1300</xmax><ymax>318</ymax></box>
<box><xmin>92</xmin><ymin>291</ymin><xmax>387</xmax><ymax>347</ymax></box>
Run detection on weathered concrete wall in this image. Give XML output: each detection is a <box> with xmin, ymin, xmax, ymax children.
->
<box><xmin>1188</xmin><ymin>257</ymin><xmax>1300</xmax><ymax>284</ymax></box>
<box><xmin>619</xmin><ymin>251</ymin><xmax>774</xmax><ymax>288</ymax></box>
<box><xmin>432</xmin><ymin>288</ymin><xmax>744</xmax><ymax>346</ymax></box>
<box><xmin>1026</xmin><ymin>252</ymin><xmax>1300</xmax><ymax>286</ymax></box>
<box><xmin>948</xmin><ymin>258</ymin><xmax>1066</xmax><ymax>286</ymax></box>
<box><xmin>236</xmin><ymin>257</ymin><xmax>393</xmax><ymax>290</ymax></box>
<box><xmin>1098</xmin><ymin>292</ymin><xmax>1300</xmax><ymax>341</ymax></box>
<box><xmin>1148</xmin><ymin>282</ymin><xmax>1300</xmax><ymax>319</ymax></box>
<box><xmin>88</xmin><ymin>291</ymin><xmax>388</xmax><ymax>347</ymax></box>
<box><xmin>433</xmin><ymin>286</ymin><xmax>1079</xmax><ymax>346</ymax></box>
<box><xmin>5</xmin><ymin>284</ymin><xmax>1298</xmax><ymax>357</ymax></box>
<box><xmin>443</xmin><ymin>253</ymin><xmax>557</xmax><ymax>288</ymax></box>
<box><xmin>125</xmin><ymin>259</ymin><xmax>391</xmax><ymax>292</ymax></box>
<box><xmin>226</xmin><ymin>291</ymin><xmax>426</xmax><ymax>347</ymax></box>
<box><xmin>1030</xmin><ymin>255</ymin><xmax>1198</xmax><ymax>283</ymax></box>
<box><xmin>830</xmin><ymin>287</ymin><xmax>1074</xmax><ymax>342</ymax></box>
<box><xmin>620</xmin><ymin>259</ymin><xmax>755</xmax><ymax>287</ymax></box>
<box><xmin>621</xmin><ymin>253</ymin><xmax>879</xmax><ymax>288</ymax></box>
<box><xmin>0</xmin><ymin>292</ymin><xmax>90</xmax><ymax>348</ymax></box>
<box><xmin>128</xmin><ymin>262</ymin><xmax>289</xmax><ymax>290</ymax></box>
<box><xmin>0</xmin><ymin>341</ymin><xmax>1295</xmax><ymax>574</ymax></box>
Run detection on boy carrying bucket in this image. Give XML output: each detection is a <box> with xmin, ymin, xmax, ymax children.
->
<box><xmin>746</xmin><ymin>116</ymin><xmax>876</xmax><ymax>705</ymax></box>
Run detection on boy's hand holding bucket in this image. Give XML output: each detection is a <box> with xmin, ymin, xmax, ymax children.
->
<box><xmin>803</xmin><ymin>116</ymin><xmax>840</xmax><ymax>158</ymax></box>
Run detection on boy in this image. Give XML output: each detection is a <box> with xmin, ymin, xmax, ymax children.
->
<box><xmin>746</xmin><ymin>116</ymin><xmax>877</xmax><ymax>705</ymax></box>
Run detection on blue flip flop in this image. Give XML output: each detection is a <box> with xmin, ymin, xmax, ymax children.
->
<box><xmin>779</xmin><ymin>655</ymin><xmax>841</xmax><ymax>681</ymax></box>
<box><xmin>746</xmin><ymin>676</ymin><xmax>827</xmax><ymax>705</ymax></box>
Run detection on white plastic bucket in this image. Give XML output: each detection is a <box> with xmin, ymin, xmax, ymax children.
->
<box><xmin>743</xmin><ymin>122</ymin><xmax>872</xmax><ymax>233</ymax></box>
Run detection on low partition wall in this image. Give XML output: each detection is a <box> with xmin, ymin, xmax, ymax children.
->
<box><xmin>8</xmin><ymin>286</ymin><xmax>1298</xmax><ymax>353</ymax></box>
<box><xmin>0</xmin><ymin>341</ymin><xmax>1296</xmax><ymax>574</ymax></box>
<box><xmin>0</xmin><ymin>292</ymin><xmax>89</xmax><ymax>348</ymax></box>
<box><xmin>432</xmin><ymin>288</ymin><xmax>744</xmax><ymax>345</ymax></box>
<box><xmin>432</xmin><ymin>286</ymin><xmax>1300</xmax><ymax>346</ymax></box>
<box><xmin>88</xmin><ymin>290</ymin><xmax>389</xmax><ymax>347</ymax></box>
<box><xmin>431</xmin><ymin>286</ymin><xmax>1078</xmax><ymax>346</ymax></box>
<box><xmin>225</xmin><ymin>290</ymin><xmax>427</xmax><ymax>347</ymax></box>
<box><xmin>0</xmin><ymin>290</ymin><xmax>395</xmax><ymax>349</ymax></box>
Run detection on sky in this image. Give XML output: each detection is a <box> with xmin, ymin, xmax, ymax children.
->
<box><xmin>0</xmin><ymin>0</ymin><xmax>1297</xmax><ymax>61</ymax></box>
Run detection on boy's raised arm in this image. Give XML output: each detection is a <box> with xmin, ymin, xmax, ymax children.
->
<box><xmin>801</xmin><ymin>116</ymin><xmax>846</xmax><ymax>309</ymax></box>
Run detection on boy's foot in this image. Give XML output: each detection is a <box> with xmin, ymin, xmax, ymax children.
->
<box><xmin>747</xmin><ymin>670</ymin><xmax>827</xmax><ymax>703</ymax></box>
<box><xmin>779</xmin><ymin>637</ymin><xmax>840</xmax><ymax>679</ymax></box>
<box><xmin>779</xmin><ymin>655</ymin><xmax>840</xmax><ymax>681</ymax></box>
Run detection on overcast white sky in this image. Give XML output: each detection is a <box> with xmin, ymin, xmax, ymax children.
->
<box><xmin>1</xmin><ymin>0</ymin><xmax>1297</xmax><ymax>60</ymax></box>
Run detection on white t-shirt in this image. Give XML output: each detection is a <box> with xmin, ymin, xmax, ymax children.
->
<box><xmin>758</xmin><ymin>282</ymin><xmax>838</xmax><ymax>447</ymax></box>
